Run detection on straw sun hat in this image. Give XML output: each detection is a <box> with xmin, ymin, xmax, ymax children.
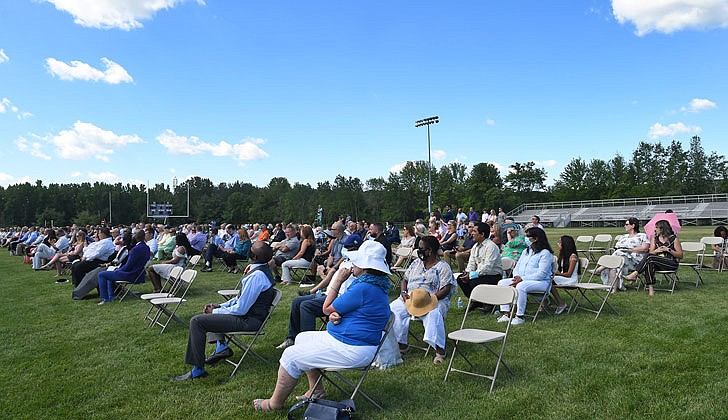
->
<box><xmin>405</xmin><ymin>288</ymin><xmax>439</xmax><ymax>317</ymax></box>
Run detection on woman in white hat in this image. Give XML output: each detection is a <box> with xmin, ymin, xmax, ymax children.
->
<box><xmin>390</xmin><ymin>235</ymin><xmax>455</xmax><ymax>364</ymax></box>
<box><xmin>252</xmin><ymin>240</ymin><xmax>392</xmax><ymax>412</ymax></box>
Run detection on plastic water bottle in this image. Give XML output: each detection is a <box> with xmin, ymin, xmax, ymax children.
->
<box><xmin>457</xmin><ymin>297</ymin><xmax>463</xmax><ymax>310</ymax></box>
<box><xmin>316</xmin><ymin>288</ymin><xmax>322</xmax><ymax>298</ymax></box>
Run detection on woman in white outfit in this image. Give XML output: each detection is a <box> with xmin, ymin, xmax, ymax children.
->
<box><xmin>551</xmin><ymin>235</ymin><xmax>580</xmax><ymax>314</ymax></box>
<box><xmin>390</xmin><ymin>235</ymin><xmax>455</xmax><ymax>364</ymax></box>
<box><xmin>600</xmin><ymin>217</ymin><xmax>649</xmax><ymax>291</ymax></box>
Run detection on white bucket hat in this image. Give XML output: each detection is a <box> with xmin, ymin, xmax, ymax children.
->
<box><xmin>346</xmin><ymin>240</ymin><xmax>391</xmax><ymax>275</ymax></box>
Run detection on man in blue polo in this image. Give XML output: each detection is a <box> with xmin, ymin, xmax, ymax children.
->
<box><xmin>201</xmin><ymin>223</ymin><xmax>239</xmax><ymax>272</ymax></box>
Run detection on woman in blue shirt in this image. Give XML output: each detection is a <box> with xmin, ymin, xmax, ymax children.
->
<box><xmin>253</xmin><ymin>240</ymin><xmax>391</xmax><ymax>412</ymax></box>
<box><xmin>496</xmin><ymin>227</ymin><xmax>554</xmax><ymax>325</ymax></box>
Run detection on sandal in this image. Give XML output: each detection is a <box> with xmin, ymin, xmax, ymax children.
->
<box><xmin>433</xmin><ymin>353</ymin><xmax>446</xmax><ymax>364</ymax></box>
<box><xmin>399</xmin><ymin>345</ymin><xmax>411</xmax><ymax>355</ymax></box>
<box><xmin>295</xmin><ymin>388</ymin><xmax>326</xmax><ymax>401</ymax></box>
<box><xmin>252</xmin><ymin>399</ymin><xmax>280</xmax><ymax>412</ymax></box>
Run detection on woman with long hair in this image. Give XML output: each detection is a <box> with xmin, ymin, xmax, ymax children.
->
<box><xmin>280</xmin><ymin>225</ymin><xmax>316</xmax><ymax>286</ymax></box>
<box><xmin>496</xmin><ymin>227</ymin><xmax>554</xmax><ymax>325</ymax></box>
<box><xmin>551</xmin><ymin>235</ymin><xmax>580</xmax><ymax>314</ymax></box>
<box><xmin>623</xmin><ymin>220</ymin><xmax>682</xmax><ymax>296</ymax></box>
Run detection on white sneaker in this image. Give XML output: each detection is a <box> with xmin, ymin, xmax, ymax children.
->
<box><xmin>555</xmin><ymin>304</ymin><xmax>568</xmax><ymax>315</ymax></box>
<box><xmin>276</xmin><ymin>338</ymin><xmax>294</xmax><ymax>350</ymax></box>
<box><xmin>510</xmin><ymin>317</ymin><xmax>525</xmax><ymax>325</ymax></box>
<box><xmin>496</xmin><ymin>314</ymin><xmax>511</xmax><ymax>323</ymax></box>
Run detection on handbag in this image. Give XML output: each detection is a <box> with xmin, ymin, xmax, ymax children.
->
<box><xmin>287</xmin><ymin>397</ymin><xmax>355</xmax><ymax>420</ymax></box>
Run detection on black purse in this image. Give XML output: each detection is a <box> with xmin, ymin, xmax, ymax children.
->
<box><xmin>287</xmin><ymin>398</ymin><xmax>355</xmax><ymax>420</ymax></box>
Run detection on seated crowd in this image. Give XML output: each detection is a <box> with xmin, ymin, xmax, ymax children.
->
<box><xmin>4</xmin><ymin>209</ymin><xmax>727</xmax><ymax>414</ymax></box>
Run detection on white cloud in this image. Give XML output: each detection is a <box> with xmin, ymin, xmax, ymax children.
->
<box><xmin>648</xmin><ymin>122</ymin><xmax>702</xmax><ymax>139</ymax></box>
<box><xmin>44</xmin><ymin>0</ymin><xmax>205</xmax><ymax>30</ymax></box>
<box><xmin>0</xmin><ymin>49</ymin><xmax>8</xmax><ymax>64</ymax></box>
<box><xmin>431</xmin><ymin>149</ymin><xmax>446</xmax><ymax>161</ymax></box>
<box><xmin>0</xmin><ymin>172</ymin><xmax>14</xmax><ymax>186</ymax></box>
<box><xmin>389</xmin><ymin>162</ymin><xmax>407</xmax><ymax>174</ymax></box>
<box><xmin>46</xmin><ymin>57</ymin><xmax>133</xmax><ymax>84</ymax></box>
<box><xmin>156</xmin><ymin>129</ymin><xmax>269</xmax><ymax>165</ymax></box>
<box><xmin>42</xmin><ymin>121</ymin><xmax>142</xmax><ymax>161</ymax></box>
<box><xmin>0</xmin><ymin>97</ymin><xmax>33</xmax><ymax>119</ymax></box>
<box><xmin>613</xmin><ymin>0</ymin><xmax>728</xmax><ymax>35</ymax></box>
<box><xmin>534</xmin><ymin>159</ymin><xmax>558</xmax><ymax>168</ymax></box>
<box><xmin>128</xmin><ymin>178</ymin><xmax>145</xmax><ymax>185</ymax></box>
<box><xmin>14</xmin><ymin>137</ymin><xmax>51</xmax><ymax>160</ymax></box>
<box><xmin>88</xmin><ymin>171</ymin><xmax>119</xmax><ymax>183</ymax></box>
<box><xmin>485</xmin><ymin>118</ymin><xmax>496</xmax><ymax>126</ymax></box>
<box><xmin>70</xmin><ymin>171</ymin><xmax>82</xmax><ymax>177</ymax></box>
<box><xmin>681</xmin><ymin>97</ymin><xmax>717</xmax><ymax>113</ymax></box>
<box><xmin>488</xmin><ymin>161</ymin><xmax>506</xmax><ymax>172</ymax></box>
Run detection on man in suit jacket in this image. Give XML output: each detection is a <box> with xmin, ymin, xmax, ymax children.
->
<box><xmin>97</xmin><ymin>230</ymin><xmax>151</xmax><ymax>304</ymax></box>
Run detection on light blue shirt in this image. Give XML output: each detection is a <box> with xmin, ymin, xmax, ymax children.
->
<box><xmin>146</xmin><ymin>239</ymin><xmax>158</xmax><ymax>258</ymax></box>
<box><xmin>55</xmin><ymin>236</ymin><xmax>70</xmax><ymax>253</ymax></box>
<box><xmin>24</xmin><ymin>231</ymin><xmax>38</xmax><ymax>245</ymax></box>
<box><xmin>513</xmin><ymin>247</ymin><xmax>553</xmax><ymax>283</ymax></box>
<box><xmin>83</xmin><ymin>237</ymin><xmax>115</xmax><ymax>261</ymax></box>
<box><xmin>213</xmin><ymin>264</ymin><xmax>271</xmax><ymax>316</ymax></box>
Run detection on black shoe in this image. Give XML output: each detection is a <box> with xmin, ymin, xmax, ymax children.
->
<box><xmin>479</xmin><ymin>304</ymin><xmax>495</xmax><ymax>313</ymax></box>
<box><xmin>173</xmin><ymin>370</ymin><xmax>208</xmax><ymax>381</ymax></box>
<box><xmin>274</xmin><ymin>275</ymin><xmax>282</xmax><ymax>283</ymax></box>
<box><xmin>204</xmin><ymin>347</ymin><xmax>233</xmax><ymax>365</ymax></box>
<box><xmin>201</xmin><ymin>266</ymin><xmax>213</xmax><ymax>272</ymax></box>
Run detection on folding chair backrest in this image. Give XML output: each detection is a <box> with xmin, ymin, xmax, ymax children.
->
<box><xmin>700</xmin><ymin>237</ymin><xmax>723</xmax><ymax>247</ymax></box>
<box><xmin>501</xmin><ymin>257</ymin><xmax>515</xmax><ymax>273</ymax></box>
<box><xmin>395</xmin><ymin>247</ymin><xmax>413</xmax><ymax>258</ymax></box>
<box><xmin>576</xmin><ymin>236</ymin><xmax>593</xmax><ymax>252</ymax></box>
<box><xmin>176</xmin><ymin>269</ymin><xmax>197</xmax><ymax>297</ymax></box>
<box><xmin>162</xmin><ymin>265</ymin><xmax>185</xmax><ymax>292</ymax></box>
<box><xmin>595</xmin><ymin>254</ymin><xmax>623</xmax><ymax>270</ymax></box>
<box><xmin>579</xmin><ymin>257</ymin><xmax>590</xmax><ymax>281</ymax></box>
<box><xmin>593</xmin><ymin>234</ymin><xmax>612</xmax><ymax>244</ymax></box>
<box><xmin>186</xmin><ymin>254</ymin><xmax>201</xmax><ymax>269</ymax></box>
<box><xmin>470</xmin><ymin>284</ymin><xmax>517</xmax><ymax>308</ymax></box>
<box><xmin>681</xmin><ymin>242</ymin><xmax>704</xmax><ymax>265</ymax></box>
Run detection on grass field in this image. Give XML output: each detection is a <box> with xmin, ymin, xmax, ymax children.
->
<box><xmin>2</xmin><ymin>226</ymin><xmax>727</xmax><ymax>419</ymax></box>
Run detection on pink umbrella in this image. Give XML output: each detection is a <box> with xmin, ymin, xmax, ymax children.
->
<box><xmin>644</xmin><ymin>212</ymin><xmax>681</xmax><ymax>239</ymax></box>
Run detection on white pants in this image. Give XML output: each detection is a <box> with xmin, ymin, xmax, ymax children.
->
<box><xmin>279</xmin><ymin>331</ymin><xmax>377</xmax><ymax>379</ymax></box>
<box><xmin>281</xmin><ymin>258</ymin><xmax>311</xmax><ymax>283</ymax></box>
<box><xmin>33</xmin><ymin>244</ymin><xmax>56</xmax><ymax>269</ymax></box>
<box><xmin>497</xmin><ymin>278</ymin><xmax>550</xmax><ymax>316</ymax></box>
<box><xmin>389</xmin><ymin>297</ymin><xmax>448</xmax><ymax>350</ymax></box>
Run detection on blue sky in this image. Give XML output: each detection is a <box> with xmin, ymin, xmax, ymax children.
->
<box><xmin>1</xmin><ymin>0</ymin><xmax>727</xmax><ymax>189</ymax></box>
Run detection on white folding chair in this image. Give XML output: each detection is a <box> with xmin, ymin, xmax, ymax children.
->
<box><xmin>700</xmin><ymin>237</ymin><xmax>726</xmax><ymax>273</ymax></box>
<box><xmin>223</xmin><ymin>288</ymin><xmax>283</xmax><ymax>377</ymax></box>
<box><xmin>501</xmin><ymin>257</ymin><xmax>515</xmax><ymax>278</ymax></box>
<box><xmin>148</xmin><ymin>269</ymin><xmax>197</xmax><ymax>333</ymax></box>
<box><xmin>576</xmin><ymin>235</ymin><xmax>594</xmax><ymax>256</ymax></box>
<box><xmin>679</xmin><ymin>242</ymin><xmax>706</xmax><ymax>287</ymax></box>
<box><xmin>391</xmin><ymin>247</ymin><xmax>415</xmax><ymax>283</ymax></box>
<box><xmin>571</xmin><ymin>255</ymin><xmax>623</xmax><ymax>319</ymax></box>
<box><xmin>141</xmin><ymin>265</ymin><xmax>185</xmax><ymax>323</ymax></box>
<box><xmin>186</xmin><ymin>254</ymin><xmax>201</xmax><ymax>270</ymax></box>
<box><xmin>115</xmin><ymin>260</ymin><xmax>152</xmax><ymax>302</ymax></box>
<box><xmin>312</xmin><ymin>312</ymin><xmax>395</xmax><ymax>410</ymax></box>
<box><xmin>588</xmin><ymin>234</ymin><xmax>613</xmax><ymax>262</ymax></box>
<box><xmin>444</xmin><ymin>285</ymin><xmax>517</xmax><ymax>392</ymax></box>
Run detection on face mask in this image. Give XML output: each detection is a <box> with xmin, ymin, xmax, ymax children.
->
<box><xmin>418</xmin><ymin>249</ymin><xmax>428</xmax><ymax>261</ymax></box>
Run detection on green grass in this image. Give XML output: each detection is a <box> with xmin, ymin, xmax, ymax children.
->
<box><xmin>2</xmin><ymin>226</ymin><xmax>727</xmax><ymax>419</ymax></box>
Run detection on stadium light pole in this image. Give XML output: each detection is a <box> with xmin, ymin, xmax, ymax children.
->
<box><xmin>415</xmin><ymin>115</ymin><xmax>439</xmax><ymax>215</ymax></box>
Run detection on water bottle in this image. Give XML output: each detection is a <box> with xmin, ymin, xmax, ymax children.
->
<box><xmin>457</xmin><ymin>297</ymin><xmax>463</xmax><ymax>310</ymax></box>
<box><xmin>316</xmin><ymin>288</ymin><xmax>323</xmax><ymax>298</ymax></box>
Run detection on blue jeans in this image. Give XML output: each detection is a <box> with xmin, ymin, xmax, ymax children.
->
<box><xmin>287</xmin><ymin>295</ymin><xmax>326</xmax><ymax>340</ymax></box>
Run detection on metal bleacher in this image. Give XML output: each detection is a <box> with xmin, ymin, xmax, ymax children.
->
<box><xmin>510</xmin><ymin>193</ymin><xmax>728</xmax><ymax>227</ymax></box>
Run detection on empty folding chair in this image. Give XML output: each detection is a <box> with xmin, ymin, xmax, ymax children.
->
<box><xmin>679</xmin><ymin>242</ymin><xmax>706</xmax><ymax>287</ymax></box>
<box><xmin>571</xmin><ymin>255</ymin><xmax>623</xmax><ymax>319</ymax></box>
<box><xmin>588</xmin><ymin>234</ymin><xmax>613</xmax><ymax>262</ymax></box>
<box><xmin>312</xmin><ymin>312</ymin><xmax>395</xmax><ymax>410</ymax></box>
<box><xmin>140</xmin><ymin>265</ymin><xmax>185</xmax><ymax>323</ymax></box>
<box><xmin>148</xmin><ymin>269</ymin><xmax>198</xmax><ymax>333</ymax></box>
<box><xmin>186</xmin><ymin>254</ymin><xmax>201</xmax><ymax>270</ymax></box>
<box><xmin>444</xmin><ymin>284</ymin><xmax>517</xmax><ymax>392</ymax></box>
<box><xmin>223</xmin><ymin>288</ymin><xmax>283</xmax><ymax>377</ymax></box>
<box><xmin>576</xmin><ymin>235</ymin><xmax>594</xmax><ymax>256</ymax></box>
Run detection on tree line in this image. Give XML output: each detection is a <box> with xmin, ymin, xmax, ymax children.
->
<box><xmin>1</xmin><ymin>136</ymin><xmax>725</xmax><ymax>227</ymax></box>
